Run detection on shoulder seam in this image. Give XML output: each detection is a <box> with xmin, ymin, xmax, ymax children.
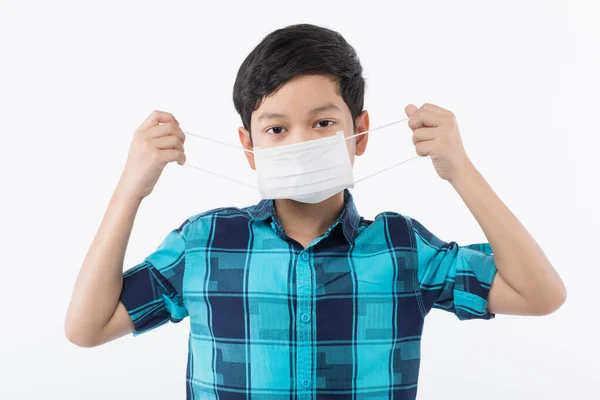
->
<box><xmin>408</xmin><ymin>216</ymin><xmax>452</xmax><ymax>250</ymax></box>
<box><xmin>402</xmin><ymin>215</ymin><xmax>428</xmax><ymax>319</ymax></box>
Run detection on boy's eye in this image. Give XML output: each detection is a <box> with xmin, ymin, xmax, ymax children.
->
<box><xmin>315</xmin><ymin>120</ymin><xmax>334</xmax><ymax>128</ymax></box>
<box><xmin>266</xmin><ymin>126</ymin><xmax>286</xmax><ymax>135</ymax></box>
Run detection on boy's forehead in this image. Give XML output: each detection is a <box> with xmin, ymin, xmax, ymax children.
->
<box><xmin>252</xmin><ymin>75</ymin><xmax>350</xmax><ymax>121</ymax></box>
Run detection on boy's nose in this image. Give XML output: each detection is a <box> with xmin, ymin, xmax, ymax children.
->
<box><xmin>289</xmin><ymin>129</ymin><xmax>330</xmax><ymax>145</ymax></box>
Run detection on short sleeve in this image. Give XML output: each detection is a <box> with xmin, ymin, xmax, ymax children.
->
<box><xmin>119</xmin><ymin>220</ymin><xmax>190</xmax><ymax>336</ymax></box>
<box><xmin>409</xmin><ymin>217</ymin><xmax>498</xmax><ymax>320</ymax></box>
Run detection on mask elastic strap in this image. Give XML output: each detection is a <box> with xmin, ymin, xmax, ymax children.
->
<box><xmin>184</xmin><ymin>162</ymin><xmax>258</xmax><ymax>188</ymax></box>
<box><xmin>181</xmin><ymin>116</ymin><xmax>416</xmax><ymax>188</ymax></box>
<box><xmin>180</xmin><ymin>131</ymin><xmax>257</xmax><ymax>188</ymax></box>
<box><xmin>354</xmin><ymin>155</ymin><xmax>420</xmax><ymax>184</ymax></box>
<box><xmin>182</xmin><ymin>116</ymin><xmax>411</xmax><ymax>153</ymax></box>
<box><xmin>345</xmin><ymin>117</ymin><xmax>410</xmax><ymax>141</ymax></box>
<box><xmin>345</xmin><ymin>116</ymin><xmax>420</xmax><ymax>183</ymax></box>
<box><xmin>182</xmin><ymin>131</ymin><xmax>255</xmax><ymax>153</ymax></box>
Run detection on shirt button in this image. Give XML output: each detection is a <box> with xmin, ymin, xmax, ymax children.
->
<box><xmin>301</xmin><ymin>379</ymin><xmax>310</xmax><ymax>388</ymax></box>
<box><xmin>301</xmin><ymin>252</ymin><xmax>309</xmax><ymax>261</ymax></box>
<box><xmin>301</xmin><ymin>313</ymin><xmax>310</xmax><ymax>323</ymax></box>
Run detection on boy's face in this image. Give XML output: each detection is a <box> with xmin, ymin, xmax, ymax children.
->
<box><xmin>238</xmin><ymin>74</ymin><xmax>370</xmax><ymax>170</ymax></box>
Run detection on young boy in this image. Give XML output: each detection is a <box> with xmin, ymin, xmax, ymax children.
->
<box><xmin>66</xmin><ymin>24</ymin><xmax>566</xmax><ymax>399</ymax></box>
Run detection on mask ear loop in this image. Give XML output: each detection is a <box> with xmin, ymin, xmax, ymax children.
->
<box><xmin>354</xmin><ymin>155</ymin><xmax>420</xmax><ymax>183</ymax></box>
<box><xmin>183</xmin><ymin>163</ymin><xmax>258</xmax><ymax>189</ymax></box>
<box><xmin>181</xmin><ymin>116</ymin><xmax>420</xmax><ymax>189</ymax></box>
<box><xmin>180</xmin><ymin>131</ymin><xmax>257</xmax><ymax>189</ymax></box>
<box><xmin>183</xmin><ymin>132</ymin><xmax>254</xmax><ymax>154</ymax></box>
<box><xmin>183</xmin><ymin>117</ymin><xmax>414</xmax><ymax>154</ymax></box>
<box><xmin>344</xmin><ymin>117</ymin><xmax>421</xmax><ymax>183</ymax></box>
<box><xmin>344</xmin><ymin>117</ymin><xmax>410</xmax><ymax>141</ymax></box>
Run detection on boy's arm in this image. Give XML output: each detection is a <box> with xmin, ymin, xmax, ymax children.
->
<box><xmin>65</xmin><ymin>188</ymin><xmax>139</xmax><ymax>347</ymax></box>
<box><xmin>450</xmin><ymin>159</ymin><xmax>566</xmax><ymax>315</ymax></box>
<box><xmin>405</xmin><ymin>103</ymin><xmax>566</xmax><ymax>316</ymax></box>
<box><xmin>65</xmin><ymin>110</ymin><xmax>186</xmax><ymax>347</ymax></box>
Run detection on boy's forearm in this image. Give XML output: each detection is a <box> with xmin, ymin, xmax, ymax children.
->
<box><xmin>450</xmin><ymin>160</ymin><xmax>566</xmax><ymax>307</ymax></box>
<box><xmin>65</xmin><ymin>183</ymin><xmax>142</xmax><ymax>343</ymax></box>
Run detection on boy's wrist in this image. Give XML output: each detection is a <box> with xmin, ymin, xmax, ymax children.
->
<box><xmin>449</xmin><ymin>158</ymin><xmax>481</xmax><ymax>192</ymax></box>
<box><xmin>114</xmin><ymin>182</ymin><xmax>145</xmax><ymax>206</ymax></box>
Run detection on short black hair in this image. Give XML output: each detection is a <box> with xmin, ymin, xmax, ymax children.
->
<box><xmin>233</xmin><ymin>23</ymin><xmax>366</xmax><ymax>136</ymax></box>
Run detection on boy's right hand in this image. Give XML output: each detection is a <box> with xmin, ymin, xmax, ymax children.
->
<box><xmin>117</xmin><ymin>110</ymin><xmax>186</xmax><ymax>200</ymax></box>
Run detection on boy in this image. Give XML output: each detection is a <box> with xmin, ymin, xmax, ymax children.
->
<box><xmin>66</xmin><ymin>24</ymin><xmax>566</xmax><ymax>399</ymax></box>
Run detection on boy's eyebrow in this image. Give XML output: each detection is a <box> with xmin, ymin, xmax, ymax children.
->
<box><xmin>257</xmin><ymin>111</ymin><xmax>288</xmax><ymax>122</ymax></box>
<box><xmin>308</xmin><ymin>103</ymin><xmax>341</xmax><ymax>116</ymax></box>
<box><xmin>256</xmin><ymin>103</ymin><xmax>341</xmax><ymax>122</ymax></box>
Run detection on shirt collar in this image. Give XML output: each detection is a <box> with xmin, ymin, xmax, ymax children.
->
<box><xmin>248</xmin><ymin>189</ymin><xmax>362</xmax><ymax>244</ymax></box>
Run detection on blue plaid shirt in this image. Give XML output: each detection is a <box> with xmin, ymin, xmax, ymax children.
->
<box><xmin>120</xmin><ymin>189</ymin><xmax>497</xmax><ymax>399</ymax></box>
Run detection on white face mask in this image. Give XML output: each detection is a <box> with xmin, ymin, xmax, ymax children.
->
<box><xmin>182</xmin><ymin>118</ymin><xmax>419</xmax><ymax>203</ymax></box>
<box><xmin>253</xmin><ymin>131</ymin><xmax>353</xmax><ymax>203</ymax></box>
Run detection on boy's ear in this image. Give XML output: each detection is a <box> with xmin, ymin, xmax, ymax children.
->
<box><xmin>238</xmin><ymin>126</ymin><xmax>255</xmax><ymax>170</ymax></box>
<box><xmin>354</xmin><ymin>110</ymin><xmax>370</xmax><ymax>156</ymax></box>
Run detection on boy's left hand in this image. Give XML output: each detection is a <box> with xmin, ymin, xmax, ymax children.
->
<box><xmin>405</xmin><ymin>103</ymin><xmax>473</xmax><ymax>182</ymax></box>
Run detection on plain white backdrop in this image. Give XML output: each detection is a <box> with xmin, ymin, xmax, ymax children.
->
<box><xmin>1</xmin><ymin>0</ymin><xmax>599</xmax><ymax>398</ymax></box>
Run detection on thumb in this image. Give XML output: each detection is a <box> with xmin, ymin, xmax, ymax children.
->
<box><xmin>405</xmin><ymin>104</ymin><xmax>418</xmax><ymax>118</ymax></box>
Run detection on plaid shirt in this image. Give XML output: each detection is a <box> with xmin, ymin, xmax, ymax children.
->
<box><xmin>120</xmin><ymin>189</ymin><xmax>497</xmax><ymax>399</ymax></box>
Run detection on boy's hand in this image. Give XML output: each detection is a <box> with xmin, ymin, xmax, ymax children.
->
<box><xmin>117</xmin><ymin>110</ymin><xmax>186</xmax><ymax>200</ymax></box>
<box><xmin>405</xmin><ymin>103</ymin><xmax>473</xmax><ymax>182</ymax></box>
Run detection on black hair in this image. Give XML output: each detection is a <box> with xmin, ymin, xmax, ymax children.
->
<box><xmin>233</xmin><ymin>23</ymin><xmax>366</xmax><ymax>137</ymax></box>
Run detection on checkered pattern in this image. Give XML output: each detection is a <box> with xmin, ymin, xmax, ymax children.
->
<box><xmin>120</xmin><ymin>189</ymin><xmax>497</xmax><ymax>399</ymax></box>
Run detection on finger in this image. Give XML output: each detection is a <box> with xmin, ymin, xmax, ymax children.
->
<box><xmin>160</xmin><ymin>149</ymin><xmax>187</xmax><ymax>165</ymax></box>
<box><xmin>420</xmin><ymin>103</ymin><xmax>453</xmax><ymax>116</ymax></box>
<box><xmin>405</xmin><ymin>104</ymin><xmax>418</xmax><ymax>118</ymax></box>
<box><xmin>153</xmin><ymin>135</ymin><xmax>185</xmax><ymax>152</ymax></box>
<box><xmin>137</xmin><ymin>110</ymin><xmax>179</xmax><ymax>132</ymax></box>
<box><xmin>408</xmin><ymin>107</ymin><xmax>445</xmax><ymax>130</ymax></box>
<box><xmin>413</xmin><ymin>103</ymin><xmax>455</xmax><ymax>127</ymax></box>
<box><xmin>412</xmin><ymin>127</ymin><xmax>439</xmax><ymax>144</ymax></box>
<box><xmin>415</xmin><ymin>140</ymin><xmax>435</xmax><ymax>157</ymax></box>
<box><xmin>146</xmin><ymin>123</ymin><xmax>186</xmax><ymax>144</ymax></box>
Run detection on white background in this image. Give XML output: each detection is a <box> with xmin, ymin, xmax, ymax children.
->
<box><xmin>1</xmin><ymin>0</ymin><xmax>599</xmax><ymax>398</ymax></box>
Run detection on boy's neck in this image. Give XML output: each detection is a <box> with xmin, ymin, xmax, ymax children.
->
<box><xmin>273</xmin><ymin>191</ymin><xmax>345</xmax><ymax>248</ymax></box>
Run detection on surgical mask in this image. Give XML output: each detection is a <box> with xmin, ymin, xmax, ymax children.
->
<box><xmin>182</xmin><ymin>118</ymin><xmax>419</xmax><ymax>203</ymax></box>
<box><xmin>252</xmin><ymin>131</ymin><xmax>352</xmax><ymax>203</ymax></box>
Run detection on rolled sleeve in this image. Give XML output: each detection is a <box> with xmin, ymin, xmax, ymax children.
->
<box><xmin>120</xmin><ymin>222</ymin><xmax>189</xmax><ymax>336</ymax></box>
<box><xmin>410</xmin><ymin>217</ymin><xmax>498</xmax><ymax>320</ymax></box>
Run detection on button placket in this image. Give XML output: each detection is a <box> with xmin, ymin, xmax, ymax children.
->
<box><xmin>296</xmin><ymin>250</ymin><xmax>313</xmax><ymax>394</ymax></box>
